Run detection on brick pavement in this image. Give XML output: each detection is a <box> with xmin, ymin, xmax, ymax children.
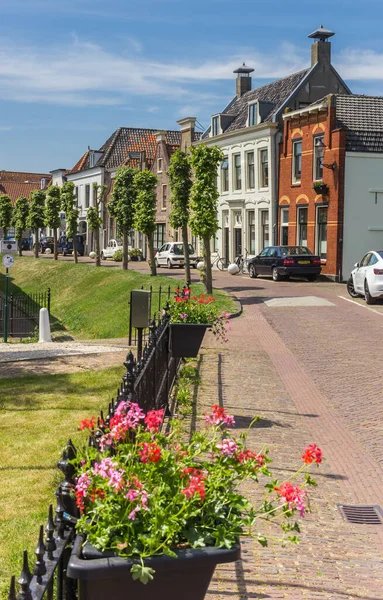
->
<box><xmin>196</xmin><ymin>275</ymin><xmax>383</xmax><ymax>599</ymax></box>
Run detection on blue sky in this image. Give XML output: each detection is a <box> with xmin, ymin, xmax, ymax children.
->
<box><xmin>1</xmin><ymin>0</ymin><xmax>383</xmax><ymax>172</ymax></box>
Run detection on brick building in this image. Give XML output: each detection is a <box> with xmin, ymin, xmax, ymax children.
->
<box><xmin>279</xmin><ymin>94</ymin><xmax>383</xmax><ymax>281</ymax></box>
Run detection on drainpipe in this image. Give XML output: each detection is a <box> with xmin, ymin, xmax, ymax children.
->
<box><xmin>272</xmin><ymin>130</ymin><xmax>281</xmax><ymax>245</ymax></box>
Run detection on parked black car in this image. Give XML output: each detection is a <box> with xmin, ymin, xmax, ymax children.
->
<box><xmin>248</xmin><ymin>246</ymin><xmax>322</xmax><ymax>282</ymax></box>
<box><xmin>38</xmin><ymin>236</ymin><xmax>55</xmax><ymax>253</ymax></box>
<box><xmin>57</xmin><ymin>234</ymin><xmax>85</xmax><ymax>256</ymax></box>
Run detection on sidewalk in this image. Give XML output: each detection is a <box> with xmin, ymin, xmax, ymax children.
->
<box><xmin>197</xmin><ymin>296</ymin><xmax>383</xmax><ymax>599</ymax></box>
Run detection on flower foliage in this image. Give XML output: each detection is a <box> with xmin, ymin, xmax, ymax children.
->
<box><xmin>167</xmin><ymin>287</ymin><xmax>230</xmax><ymax>343</ymax></box>
<box><xmin>74</xmin><ymin>401</ymin><xmax>322</xmax><ymax>584</ymax></box>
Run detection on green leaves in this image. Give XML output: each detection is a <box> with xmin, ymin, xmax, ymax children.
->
<box><xmin>189</xmin><ymin>144</ymin><xmax>223</xmax><ymax>239</ymax></box>
<box><xmin>61</xmin><ymin>182</ymin><xmax>79</xmax><ymax>238</ymax></box>
<box><xmin>133</xmin><ymin>170</ymin><xmax>158</xmax><ymax>236</ymax></box>
<box><xmin>45</xmin><ymin>186</ymin><xmax>62</xmax><ymax>229</ymax></box>
<box><xmin>12</xmin><ymin>196</ymin><xmax>29</xmax><ymax>244</ymax></box>
<box><xmin>168</xmin><ymin>150</ymin><xmax>192</xmax><ymax>230</ymax></box>
<box><xmin>130</xmin><ymin>564</ymin><xmax>155</xmax><ymax>585</ymax></box>
<box><xmin>0</xmin><ymin>194</ymin><xmax>13</xmax><ymax>235</ymax></box>
<box><xmin>28</xmin><ymin>189</ymin><xmax>46</xmax><ymax>230</ymax></box>
<box><xmin>109</xmin><ymin>167</ymin><xmax>137</xmax><ymax>235</ymax></box>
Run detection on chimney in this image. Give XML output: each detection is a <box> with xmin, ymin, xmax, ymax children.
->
<box><xmin>177</xmin><ymin>117</ymin><xmax>196</xmax><ymax>152</ymax></box>
<box><xmin>308</xmin><ymin>25</ymin><xmax>335</xmax><ymax>67</ymax></box>
<box><xmin>233</xmin><ymin>63</ymin><xmax>254</xmax><ymax>98</ymax></box>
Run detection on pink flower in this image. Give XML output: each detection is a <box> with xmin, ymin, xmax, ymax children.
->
<box><xmin>302</xmin><ymin>443</ymin><xmax>323</xmax><ymax>464</ymax></box>
<box><xmin>128</xmin><ymin>507</ymin><xmax>140</xmax><ymax>520</ymax></box>
<box><xmin>125</xmin><ymin>489</ymin><xmax>139</xmax><ymax>502</ymax></box>
<box><xmin>205</xmin><ymin>405</ymin><xmax>235</xmax><ymax>427</ymax></box>
<box><xmin>180</xmin><ymin>313</ymin><xmax>188</xmax><ymax>320</ymax></box>
<box><xmin>275</xmin><ymin>482</ymin><xmax>307</xmax><ymax>517</ymax></box>
<box><xmin>216</xmin><ymin>438</ymin><xmax>238</xmax><ymax>456</ymax></box>
<box><xmin>144</xmin><ymin>409</ymin><xmax>165</xmax><ymax>432</ymax></box>
<box><xmin>93</xmin><ymin>458</ymin><xmax>118</xmax><ymax>478</ymax></box>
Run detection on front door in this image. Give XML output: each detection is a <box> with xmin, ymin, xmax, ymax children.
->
<box><xmin>234</xmin><ymin>229</ymin><xmax>242</xmax><ymax>258</ymax></box>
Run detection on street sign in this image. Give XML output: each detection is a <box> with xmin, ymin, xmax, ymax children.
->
<box><xmin>2</xmin><ymin>254</ymin><xmax>14</xmax><ymax>268</ymax></box>
<box><xmin>0</xmin><ymin>240</ymin><xmax>17</xmax><ymax>254</ymax></box>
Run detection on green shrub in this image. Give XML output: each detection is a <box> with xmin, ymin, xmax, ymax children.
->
<box><xmin>113</xmin><ymin>249</ymin><xmax>123</xmax><ymax>262</ymax></box>
<box><xmin>129</xmin><ymin>247</ymin><xmax>142</xmax><ymax>258</ymax></box>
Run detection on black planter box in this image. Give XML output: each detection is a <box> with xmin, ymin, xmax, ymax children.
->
<box><xmin>67</xmin><ymin>535</ymin><xmax>240</xmax><ymax>600</ymax></box>
<box><xmin>169</xmin><ymin>323</ymin><xmax>209</xmax><ymax>358</ymax></box>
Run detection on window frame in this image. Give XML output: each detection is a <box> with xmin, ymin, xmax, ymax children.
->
<box><xmin>212</xmin><ymin>116</ymin><xmax>219</xmax><ymax>137</ymax></box>
<box><xmin>313</xmin><ymin>134</ymin><xmax>325</xmax><ymax>181</ymax></box>
<box><xmin>246</xmin><ymin>151</ymin><xmax>255</xmax><ymax>190</ymax></box>
<box><xmin>292</xmin><ymin>139</ymin><xmax>302</xmax><ymax>184</ymax></box>
<box><xmin>247</xmin><ymin>210</ymin><xmax>256</xmax><ymax>254</ymax></box>
<box><xmin>221</xmin><ymin>157</ymin><xmax>229</xmax><ymax>192</ymax></box>
<box><xmin>280</xmin><ymin>207</ymin><xmax>289</xmax><ymax>246</ymax></box>
<box><xmin>161</xmin><ymin>184</ymin><xmax>167</xmax><ymax>210</ymax></box>
<box><xmin>296</xmin><ymin>206</ymin><xmax>308</xmax><ymax>246</ymax></box>
<box><xmin>233</xmin><ymin>153</ymin><xmax>242</xmax><ymax>191</ymax></box>
<box><xmin>315</xmin><ymin>205</ymin><xmax>328</xmax><ymax>259</ymax></box>
<box><xmin>248</xmin><ymin>103</ymin><xmax>258</xmax><ymax>127</ymax></box>
<box><xmin>157</xmin><ymin>157</ymin><xmax>163</xmax><ymax>173</ymax></box>
<box><xmin>259</xmin><ymin>148</ymin><xmax>269</xmax><ymax>189</ymax></box>
<box><xmin>260</xmin><ymin>209</ymin><xmax>270</xmax><ymax>249</ymax></box>
<box><xmin>85</xmin><ymin>184</ymin><xmax>90</xmax><ymax>208</ymax></box>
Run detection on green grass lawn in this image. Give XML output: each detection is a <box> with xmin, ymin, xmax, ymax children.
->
<box><xmin>0</xmin><ymin>258</ymin><xmax>235</xmax><ymax>339</ymax></box>
<box><xmin>0</xmin><ymin>366</ymin><xmax>125</xmax><ymax>598</ymax></box>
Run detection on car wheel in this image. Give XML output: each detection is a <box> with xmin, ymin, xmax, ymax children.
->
<box><xmin>167</xmin><ymin>259</ymin><xmax>173</xmax><ymax>269</ymax></box>
<box><xmin>191</xmin><ymin>263</ymin><xmax>196</xmax><ymax>269</ymax></box>
<box><xmin>178</xmin><ymin>265</ymin><xmax>183</xmax><ymax>269</ymax></box>
<box><xmin>364</xmin><ymin>280</ymin><xmax>376</xmax><ymax>305</ymax></box>
<box><xmin>249</xmin><ymin>264</ymin><xmax>258</xmax><ymax>279</ymax></box>
<box><xmin>101</xmin><ymin>252</ymin><xmax>105</xmax><ymax>260</ymax></box>
<box><xmin>347</xmin><ymin>276</ymin><xmax>360</xmax><ymax>298</ymax></box>
<box><xmin>272</xmin><ymin>267</ymin><xmax>281</xmax><ymax>282</ymax></box>
<box><xmin>307</xmin><ymin>275</ymin><xmax>317</xmax><ymax>282</ymax></box>
<box><xmin>155</xmin><ymin>258</ymin><xmax>159</xmax><ymax>268</ymax></box>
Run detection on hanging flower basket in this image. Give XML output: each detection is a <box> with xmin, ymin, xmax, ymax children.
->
<box><xmin>67</xmin><ymin>534</ymin><xmax>240</xmax><ymax>600</ymax></box>
<box><xmin>169</xmin><ymin>323</ymin><xmax>210</xmax><ymax>358</ymax></box>
<box><xmin>312</xmin><ymin>181</ymin><xmax>328</xmax><ymax>195</ymax></box>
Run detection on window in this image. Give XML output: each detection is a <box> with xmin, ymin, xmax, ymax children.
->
<box><xmin>212</xmin><ymin>116</ymin><xmax>219</xmax><ymax>137</ymax></box>
<box><xmin>85</xmin><ymin>184</ymin><xmax>90</xmax><ymax>208</ymax></box>
<box><xmin>157</xmin><ymin>158</ymin><xmax>163</xmax><ymax>173</ymax></box>
<box><xmin>313</xmin><ymin>135</ymin><xmax>324</xmax><ymax>181</ymax></box>
<box><xmin>248</xmin><ymin>103</ymin><xmax>257</xmax><ymax>126</ymax></box>
<box><xmin>248</xmin><ymin>211</ymin><xmax>255</xmax><ymax>254</ymax></box>
<box><xmin>280</xmin><ymin>207</ymin><xmax>289</xmax><ymax>245</ymax></box>
<box><xmin>162</xmin><ymin>185</ymin><xmax>167</xmax><ymax>209</ymax></box>
<box><xmin>259</xmin><ymin>149</ymin><xmax>269</xmax><ymax>188</ymax></box>
<box><xmin>221</xmin><ymin>157</ymin><xmax>229</xmax><ymax>192</ymax></box>
<box><xmin>233</xmin><ymin>154</ymin><xmax>241</xmax><ymax>190</ymax></box>
<box><xmin>260</xmin><ymin>209</ymin><xmax>269</xmax><ymax>249</ymax></box>
<box><xmin>316</xmin><ymin>206</ymin><xmax>327</xmax><ymax>259</ymax></box>
<box><xmin>75</xmin><ymin>186</ymin><xmax>79</xmax><ymax>208</ymax></box>
<box><xmin>247</xmin><ymin>152</ymin><xmax>255</xmax><ymax>189</ymax></box>
<box><xmin>153</xmin><ymin>223</ymin><xmax>166</xmax><ymax>250</ymax></box>
<box><xmin>292</xmin><ymin>139</ymin><xmax>302</xmax><ymax>183</ymax></box>
<box><xmin>297</xmin><ymin>207</ymin><xmax>308</xmax><ymax>246</ymax></box>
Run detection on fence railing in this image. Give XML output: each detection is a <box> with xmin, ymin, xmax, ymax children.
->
<box><xmin>7</xmin><ymin>314</ymin><xmax>181</xmax><ymax>600</ymax></box>
<box><xmin>0</xmin><ymin>288</ymin><xmax>51</xmax><ymax>338</ymax></box>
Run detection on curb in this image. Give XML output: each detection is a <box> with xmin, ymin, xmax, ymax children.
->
<box><xmin>227</xmin><ymin>294</ymin><xmax>243</xmax><ymax>319</ymax></box>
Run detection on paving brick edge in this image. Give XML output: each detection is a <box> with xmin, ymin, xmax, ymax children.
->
<box><xmin>227</xmin><ymin>294</ymin><xmax>242</xmax><ymax>319</ymax></box>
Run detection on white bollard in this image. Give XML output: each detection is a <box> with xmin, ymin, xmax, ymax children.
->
<box><xmin>228</xmin><ymin>263</ymin><xmax>240</xmax><ymax>275</ymax></box>
<box><xmin>38</xmin><ymin>307</ymin><xmax>52</xmax><ymax>343</ymax></box>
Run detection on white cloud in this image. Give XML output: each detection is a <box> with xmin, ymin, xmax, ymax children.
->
<box><xmin>1</xmin><ymin>36</ymin><xmax>383</xmax><ymax>109</ymax></box>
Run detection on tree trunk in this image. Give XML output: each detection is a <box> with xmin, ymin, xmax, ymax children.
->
<box><xmin>147</xmin><ymin>233</ymin><xmax>157</xmax><ymax>276</ymax></box>
<box><xmin>34</xmin><ymin>228</ymin><xmax>39</xmax><ymax>258</ymax></box>
<box><xmin>95</xmin><ymin>226</ymin><xmax>101</xmax><ymax>267</ymax></box>
<box><xmin>3</xmin><ymin>227</ymin><xmax>7</xmax><ymax>240</ymax></box>
<box><xmin>182</xmin><ymin>225</ymin><xmax>191</xmax><ymax>285</ymax></box>
<box><xmin>73</xmin><ymin>236</ymin><xmax>78</xmax><ymax>264</ymax></box>
<box><xmin>203</xmin><ymin>235</ymin><xmax>213</xmax><ymax>294</ymax></box>
<box><xmin>123</xmin><ymin>228</ymin><xmax>129</xmax><ymax>270</ymax></box>
<box><xmin>53</xmin><ymin>227</ymin><xmax>58</xmax><ymax>260</ymax></box>
<box><xmin>18</xmin><ymin>236</ymin><xmax>22</xmax><ymax>257</ymax></box>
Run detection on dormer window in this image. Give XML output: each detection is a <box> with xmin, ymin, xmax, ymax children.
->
<box><xmin>248</xmin><ymin>103</ymin><xmax>258</xmax><ymax>126</ymax></box>
<box><xmin>212</xmin><ymin>116</ymin><xmax>219</xmax><ymax>137</ymax></box>
<box><xmin>157</xmin><ymin>158</ymin><xmax>163</xmax><ymax>173</ymax></box>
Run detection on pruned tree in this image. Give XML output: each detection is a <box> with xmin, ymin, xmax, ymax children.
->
<box><xmin>168</xmin><ymin>150</ymin><xmax>193</xmax><ymax>283</ymax></box>
<box><xmin>190</xmin><ymin>144</ymin><xmax>223</xmax><ymax>294</ymax></box>
<box><xmin>12</xmin><ymin>196</ymin><xmax>29</xmax><ymax>256</ymax></box>
<box><xmin>28</xmin><ymin>189</ymin><xmax>46</xmax><ymax>258</ymax></box>
<box><xmin>133</xmin><ymin>170</ymin><xmax>158</xmax><ymax>276</ymax></box>
<box><xmin>108</xmin><ymin>167</ymin><xmax>137</xmax><ymax>270</ymax></box>
<box><xmin>0</xmin><ymin>194</ymin><xmax>13</xmax><ymax>240</ymax></box>
<box><xmin>87</xmin><ymin>183</ymin><xmax>106</xmax><ymax>267</ymax></box>
<box><xmin>61</xmin><ymin>182</ymin><xmax>80</xmax><ymax>264</ymax></box>
<box><xmin>45</xmin><ymin>186</ymin><xmax>62</xmax><ymax>260</ymax></box>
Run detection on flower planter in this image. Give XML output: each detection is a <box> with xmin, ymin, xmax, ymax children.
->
<box><xmin>313</xmin><ymin>184</ymin><xmax>327</xmax><ymax>195</ymax></box>
<box><xmin>169</xmin><ymin>323</ymin><xmax>209</xmax><ymax>357</ymax></box>
<box><xmin>67</xmin><ymin>535</ymin><xmax>240</xmax><ymax>600</ymax></box>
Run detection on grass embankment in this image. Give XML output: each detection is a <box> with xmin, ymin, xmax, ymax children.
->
<box><xmin>0</xmin><ymin>258</ymin><xmax>235</xmax><ymax>339</ymax></box>
<box><xmin>0</xmin><ymin>366</ymin><xmax>125</xmax><ymax>598</ymax></box>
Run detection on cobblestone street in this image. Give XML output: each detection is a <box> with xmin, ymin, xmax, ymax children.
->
<box><xmin>197</xmin><ymin>272</ymin><xmax>383</xmax><ymax>599</ymax></box>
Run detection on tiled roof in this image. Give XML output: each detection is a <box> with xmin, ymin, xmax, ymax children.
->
<box><xmin>202</xmin><ymin>69</ymin><xmax>310</xmax><ymax>138</ymax></box>
<box><xmin>70</xmin><ymin>128</ymin><xmax>203</xmax><ymax>173</ymax></box>
<box><xmin>335</xmin><ymin>95</ymin><xmax>383</xmax><ymax>153</ymax></box>
<box><xmin>0</xmin><ymin>171</ymin><xmax>51</xmax><ymax>204</ymax></box>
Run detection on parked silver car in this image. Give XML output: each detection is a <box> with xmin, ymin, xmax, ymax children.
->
<box><xmin>154</xmin><ymin>242</ymin><xmax>199</xmax><ymax>269</ymax></box>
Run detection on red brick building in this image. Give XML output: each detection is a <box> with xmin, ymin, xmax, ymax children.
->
<box><xmin>278</xmin><ymin>95</ymin><xmax>346</xmax><ymax>279</ymax></box>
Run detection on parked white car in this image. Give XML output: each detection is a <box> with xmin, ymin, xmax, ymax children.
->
<box><xmin>347</xmin><ymin>250</ymin><xmax>383</xmax><ymax>304</ymax></box>
<box><xmin>155</xmin><ymin>242</ymin><xmax>199</xmax><ymax>269</ymax></box>
<box><xmin>101</xmin><ymin>239</ymin><xmax>123</xmax><ymax>259</ymax></box>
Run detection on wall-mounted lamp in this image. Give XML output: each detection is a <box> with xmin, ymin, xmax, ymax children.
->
<box><xmin>322</xmin><ymin>161</ymin><xmax>337</xmax><ymax>171</ymax></box>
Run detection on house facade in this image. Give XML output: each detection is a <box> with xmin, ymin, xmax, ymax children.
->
<box><xmin>198</xmin><ymin>26</ymin><xmax>350</xmax><ymax>264</ymax></box>
<box><xmin>280</xmin><ymin>94</ymin><xmax>383</xmax><ymax>281</ymax></box>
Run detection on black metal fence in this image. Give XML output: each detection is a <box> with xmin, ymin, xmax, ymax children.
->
<box><xmin>0</xmin><ymin>288</ymin><xmax>51</xmax><ymax>338</ymax></box>
<box><xmin>7</xmin><ymin>314</ymin><xmax>181</xmax><ymax>600</ymax></box>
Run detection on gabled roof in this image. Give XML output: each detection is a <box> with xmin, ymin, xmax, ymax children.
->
<box><xmin>69</xmin><ymin>128</ymin><xmax>201</xmax><ymax>174</ymax></box>
<box><xmin>335</xmin><ymin>95</ymin><xmax>383</xmax><ymax>153</ymax></box>
<box><xmin>201</xmin><ymin>68</ymin><xmax>310</xmax><ymax>138</ymax></box>
<box><xmin>0</xmin><ymin>170</ymin><xmax>51</xmax><ymax>204</ymax></box>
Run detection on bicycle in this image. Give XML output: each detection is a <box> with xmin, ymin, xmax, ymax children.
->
<box><xmin>234</xmin><ymin>249</ymin><xmax>250</xmax><ymax>274</ymax></box>
<box><xmin>211</xmin><ymin>249</ymin><xmax>226</xmax><ymax>271</ymax></box>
